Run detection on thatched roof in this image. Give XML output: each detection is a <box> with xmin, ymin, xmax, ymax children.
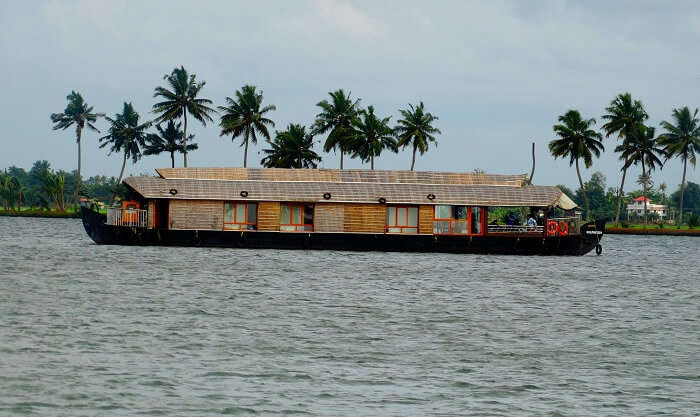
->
<box><xmin>155</xmin><ymin>167</ymin><xmax>529</xmax><ymax>187</ymax></box>
<box><xmin>125</xmin><ymin>168</ymin><xmax>563</xmax><ymax>207</ymax></box>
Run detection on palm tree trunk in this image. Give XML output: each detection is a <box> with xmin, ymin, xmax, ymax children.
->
<box><xmin>371</xmin><ymin>154</ymin><xmax>374</xmax><ymax>170</ymax></box>
<box><xmin>642</xmin><ymin>158</ymin><xmax>648</xmax><ymax>230</ymax></box>
<box><xmin>340</xmin><ymin>151</ymin><xmax>344</xmax><ymax>170</ymax></box>
<box><xmin>75</xmin><ymin>127</ymin><xmax>82</xmax><ymax>213</ymax></box>
<box><xmin>614</xmin><ymin>163</ymin><xmax>628</xmax><ymax>226</ymax></box>
<box><xmin>244</xmin><ymin>138</ymin><xmax>249</xmax><ymax>168</ymax></box>
<box><xmin>678</xmin><ymin>158</ymin><xmax>687</xmax><ymax>228</ymax></box>
<box><xmin>576</xmin><ymin>158</ymin><xmax>589</xmax><ymax>221</ymax></box>
<box><xmin>112</xmin><ymin>153</ymin><xmax>128</xmax><ymax>204</ymax></box>
<box><xmin>182</xmin><ymin>110</ymin><xmax>188</xmax><ymax>168</ymax></box>
<box><xmin>170</xmin><ymin>151</ymin><xmax>175</xmax><ymax>168</ymax></box>
<box><xmin>410</xmin><ymin>145</ymin><xmax>417</xmax><ymax>171</ymax></box>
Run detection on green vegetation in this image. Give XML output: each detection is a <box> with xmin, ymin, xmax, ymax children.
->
<box><xmin>313</xmin><ymin>89</ymin><xmax>361</xmax><ymax>170</ymax></box>
<box><xmin>152</xmin><ymin>66</ymin><xmax>216</xmax><ymax>167</ymax></box>
<box><xmin>260</xmin><ymin>124</ymin><xmax>321</xmax><ymax>169</ymax></box>
<box><xmin>601</xmin><ymin>93</ymin><xmax>648</xmax><ymax>227</ymax></box>
<box><xmin>658</xmin><ymin>107</ymin><xmax>700</xmax><ymax>228</ymax></box>
<box><xmin>144</xmin><ymin>121</ymin><xmax>198</xmax><ymax>168</ymax></box>
<box><xmin>350</xmin><ymin>106</ymin><xmax>397</xmax><ymax>170</ymax></box>
<box><xmin>549</xmin><ymin>110</ymin><xmax>604</xmax><ymax>220</ymax></box>
<box><xmin>218</xmin><ymin>85</ymin><xmax>276</xmax><ymax>168</ymax></box>
<box><xmin>395</xmin><ymin>102</ymin><xmax>442</xmax><ymax>171</ymax></box>
<box><xmin>50</xmin><ymin>91</ymin><xmax>104</xmax><ymax>212</ymax></box>
<box><xmin>99</xmin><ymin>103</ymin><xmax>151</xmax><ymax>202</ymax></box>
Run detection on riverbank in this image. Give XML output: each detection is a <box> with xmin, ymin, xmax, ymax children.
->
<box><xmin>0</xmin><ymin>209</ymin><xmax>79</xmax><ymax>218</ymax></box>
<box><xmin>605</xmin><ymin>226</ymin><xmax>700</xmax><ymax>236</ymax></box>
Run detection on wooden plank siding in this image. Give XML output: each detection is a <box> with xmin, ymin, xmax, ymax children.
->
<box><xmin>314</xmin><ymin>203</ymin><xmax>344</xmax><ymax>232</ymax></box>
<box><xmin>168</xmin><ymin>200</ymin><xmax>224</xmax><ymax>230</ymax></box>
<box><xmin>257</xmin><ymin>201</ymin><xmax>281</xmax><ymax>231</ymax></box>
<box><xmin>344</xmin><ymin>204</ymin><xmax>385</xmax><ymax>233</ymax></box>
<box><xmin>419</xmin><ymin>205</ymin><xmax>434</xmax><ymax>234</ymax></box>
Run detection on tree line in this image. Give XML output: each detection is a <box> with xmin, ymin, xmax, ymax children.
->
<box><xmin>49</xmin><ymin>66</ymin><xmax>442</xmax><ymax>211</ymax></box>
<box><xmin>549</xmin><ymin>93</ymin><xmax>700</xmax><ymax>228</ymax></box>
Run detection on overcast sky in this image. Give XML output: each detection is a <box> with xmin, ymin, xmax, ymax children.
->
<box><xmin>1</xmin><ymin>0</ymin><xmax>699</xmax><ymax>192</ymax></box>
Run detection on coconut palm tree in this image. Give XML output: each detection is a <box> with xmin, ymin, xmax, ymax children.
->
<box><xmin>218</xmin><ymin>85</ymin><xmax>276</xmax><ymax>168</ymax></box>
<box><xmin>618</xmin><ymin>125</ymin><xmax>666</xmax><ymax>229</ymax></box>
<box><xmin>260</xmin><ymin>124</ymin><xmax>321</xmax><ymax>169</ymax></box>
<box><xmin>143</xmin><ymin>121</ymin><xmax>198</xmax><ymax>168</ymax></box>
<box><xmin>38</xmin><ymin>170</ymin><xmax>66</xmax><ymax>211</ymax></box>
<box><xmin>313</xmin><ymin>89</ymin><xmax>360</xmax><ymax>169</ymax></box>
<box><xmin>394</xmin><ymin>102</ymin><xmax>441</xmax><ymax>171</ymax></box>
<box><xmin>152</xmin><ymin>66</ymin><xmax>216</xmax><ymax>167</ymax></box>
<box><xmin>50</xmin><ymin>91</ymin><xmax>104</xmax><ymax>211</ymax></box>
<box><xmin>601</xmin><ymin>93</ymin><xmax>648</xmax><ymax>226</ymax></box>
<box><xmin>658</xmin><ymin>106</ymin><xmax>700</xmax><ymax>228</ymax></box>
<box><xmin>99</xmin><ymin>103</ymin><xmax>151</xmax><ymax>201</ymax></box>
<box><xmin>549</xmin><ymin>110</ymin><xmax>605</xmax><ymax>220</ymax></box>
<box><xmin>350</xmin><ymin>105</ymin><xmax>396</xmax><ymax>169</ymax></box>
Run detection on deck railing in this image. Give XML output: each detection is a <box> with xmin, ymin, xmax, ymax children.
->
<box><xmin>106</xmin><ymin>207</ymin><xmax>148</xmax><ymax>228</ymax></box>
<box><xmin>487</xmin><ymin>224</ymin><xmax>544</xmax><ymax>234</ymax></box>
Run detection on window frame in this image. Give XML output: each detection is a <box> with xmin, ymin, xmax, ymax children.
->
<box><xmin>280</xmin><ymin>203</ymin><xmax>314</xmax><ymax>232</ymax></box>
<box><xmin>433</xmin><ymin>205</ymin><xmax>484</xmax><ymax>236</ymax></box>
<box><xmin>385</xmin><ymin>205</ymin><xmax>419</xmax><ymax>234</ymax></box>
<box><xmin>223</xmin><ymin>202</ymin><xmax>258</xmax><ymax>231</ymax></box>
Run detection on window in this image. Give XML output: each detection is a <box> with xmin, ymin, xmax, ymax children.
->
<box><xmin>434</xmin><ymin>205</ymin><xmax>482</xmax><ymax>235</ymax></box>
<box><xmin>280</xmin><ymin>203</ymin><xmax>314</xmax><ymax>231</ymax></box>
<box><xmin>434</xmin><ymin>205</ymin><xmax>469</xmax><ymax>234</ymax></box>
<box><xmin>386</xmin><ymin>206</ymin><xmax>418</xmax><ymax>233</ymax></box>
<box><xmin>224</xmin><ymin>202</ymin><xmax>257</xmax><ymax>230</ymax></box>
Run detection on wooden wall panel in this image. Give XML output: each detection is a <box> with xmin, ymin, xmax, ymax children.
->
<box><xmin>258</xmin><ymin>201</ymin><xmax>280</xmax><ymax>231</ymax></box>
<box><xmin>314</xmin><ymin>203</ymin><xmax>344</xmax><ymax>232</ymax></box>
<box><xmin>344</xmin><ymin>204</ymin><xmax>385</xmax><ymax>233</ymax></box>
<box><xmin>169</xmin><ymin>200</ymin><xmax>224</xmax><ymax>230</ymax></box>
<box><xmin>419</xmin><ymin>205</ymin><xmax>434</xmax><ymax>234</ymax></box>
<box><xmin>147</xmin><ymin>200</ymin><xmax>155</xmax><ymax>229</ymax></box>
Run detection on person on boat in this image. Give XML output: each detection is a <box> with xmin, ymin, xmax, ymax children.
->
<box><xmin>527</xmin><ymin>214</ymin><xmax>537</xmax><ymax>230</ymax></box>
<box><xmin>505</xmin><ymin>212</ymin><xmax>517</xmax><ymax>226</ymax></box>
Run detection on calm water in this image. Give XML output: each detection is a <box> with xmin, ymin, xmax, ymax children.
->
<box><xmin>0</xmin><ymin>217</ymin><xmax>699</xmax><ymax>416</ymax></box>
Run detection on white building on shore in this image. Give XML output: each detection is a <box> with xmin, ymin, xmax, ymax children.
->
<box><xmin>626</xmin><ymin>196</ymin><xmax>667</xmax><ymax>218</ymax></box>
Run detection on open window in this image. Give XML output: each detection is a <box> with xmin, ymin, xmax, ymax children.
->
<box><xmin>224</xmin><ymin>202</ymin><xmax>257</xmax><ymax>230</ymax></box>
<box><xmin>433</xmin><ymin>205</ymin><xmax>483</xmax><ymax>235</ymax></box>
<box><xmin>280</xmin><ymin>203</ymin><xmax>314</xmax><ymax>231</ymax></box>
<box><xmin>386</xmin><ymin>206</ymin><xmax>418</xmax><ymax>234</ymax></box>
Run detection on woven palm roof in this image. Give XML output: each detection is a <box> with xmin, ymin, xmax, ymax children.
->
<box><xmin>125</xmin><ymin>169</ymin><xmax>563</xmax><ymax>207</ymax></box>
<box><xmin>155</xmin><ymin>167</ymin><xmax>529</xmax><ymax>187</ymax></box>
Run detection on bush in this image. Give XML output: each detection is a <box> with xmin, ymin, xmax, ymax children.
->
<box><xmin>688</xmin><ymin>213</ymin><xmax>700</xmax><ymax>228</ymax></box>
<box><xmin>621</xmin><ymin>222</ymin><xmax>629</xmax><ymax>228</ymax></box>
<box><xmin>656</xmin><ymin>221</ymin><xmax>665</xmax><ymax>229</ymax></box>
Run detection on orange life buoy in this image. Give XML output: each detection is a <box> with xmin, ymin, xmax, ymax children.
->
<box><xmin>547</xmin><ymin>220</ymin><xmax>558</xmax><ymax>236</ymax></box>
<box><xmin>559</xmin><ymin>221</ymin><xmax>569</xmax><ymax>237</ymax></box>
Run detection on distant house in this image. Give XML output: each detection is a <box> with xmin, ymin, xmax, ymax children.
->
<box><xmin>626</xmin><ymin>196</ymin><xmax>667</xmax><ymax>218</ymax></box>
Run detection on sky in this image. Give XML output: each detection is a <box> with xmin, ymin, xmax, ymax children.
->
<box><xmin>1</xmin><ymin>0</ymin><xmax>699</xmax><ymax>192</ymax></box>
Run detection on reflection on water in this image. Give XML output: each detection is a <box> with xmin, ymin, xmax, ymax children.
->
<box><xmin>0</xmin><ymin>217</ymin><xmax>698</xmax><ymax>416</ymax></box>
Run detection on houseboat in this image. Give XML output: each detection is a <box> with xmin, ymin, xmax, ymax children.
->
<box><xmin>80</xmin><ymin>167</ymin><xmax>605</xmax><ymax>255</ymax></box>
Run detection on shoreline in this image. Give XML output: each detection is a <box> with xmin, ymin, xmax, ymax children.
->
<box><xmin>0</xmin><ymin>210</ymin><xmax>79</xmax><ymax>219</ymax></box>
<box><xmin>605</xmin><ymin>226</ymin><xmax>700</xmax><ymax>236</ymax></box>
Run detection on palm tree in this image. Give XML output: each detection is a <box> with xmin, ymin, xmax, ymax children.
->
<box><xmin>658</xmin><ymin>107</ymin><xmax>700</xmax><ymax>228</ymax></box>
<box><xmin>218</xmin><ymin>85</ymin><xmax>276</xmax><ymax>168</ymax></box>
<box><xmin>261</xmin><ymin>124</ymin><xmax>321</xmax><ymax>169</ymax></box>
<box><xmin>313</xmin><ymin>89</ymin><xmax>360</xmax><ymax>169</ymax></box>
<box><xmin>601</xmin><ymin>93</ymin><xmax>648</xmax><ymax>226</ymax></box>
<box><xmin>152</xmin><ymin>66</ymin><xmax>216</xmax><ymax>167</ymax></box>
<box><xmin>351</xmin><ymin>105</ymin><xmax>396</xmax><ymax>169</ymax></box>
<box><xmin>99</xmin><ymin>103</ymin><xmax>151</xmax><ymax>201</ymax></box>
<box><xmin>549</xmin><ymin>110</ymin><xmax>605</xmax><ymax>220</ymax></box>
<box><xmin>144</xmin><ymin>121</ymin><xmax>198</xmax><ymax>168</ymax></box>
<box><xmin>39</xmin><ymin>170</ymin><xmax>66</xmax><ymax>211</ymax></box>
<box><xmin>50</xmin><ymin>91</ymin><xmax>104</xmax><ymax>211</ymax></box>
<box><xmin>394</xmin><ymin>102</ymin><xmax>441</xmax><ymax>171</ymax></box>
<box><xmin>618</xmin><ymin>125</ymin><xmax>666</xmax><ymax>229</ymax></box>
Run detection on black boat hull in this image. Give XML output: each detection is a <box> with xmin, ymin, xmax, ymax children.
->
<box><xmin>81</xmin><ymin>207</ymin><xmax>604</xmax><ymax>256</ymax></box>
